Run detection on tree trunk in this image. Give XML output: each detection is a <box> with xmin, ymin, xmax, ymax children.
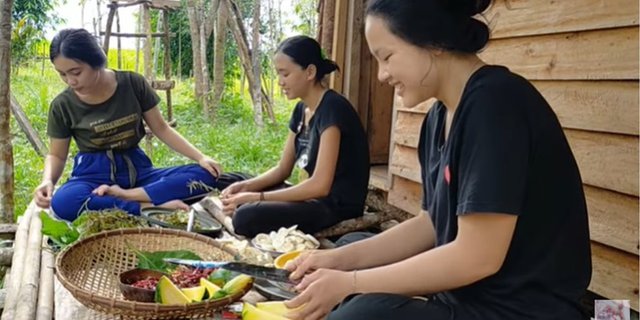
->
<box><xmin>251</xmin><ymin>0</ymin><xmax>263</xmax><ymax>127</ymax></box>
<box><xmin>199</xmin><ymin>21</ymin><xmax>212</xmax><ymax>114</ymax></box>
<box><xmin>0</xmin><ymin>0</ymin><xmax>14</xmax><ymax>223</ymax></box>
<box><xmin>320</xmin><ymin>0</ymin><xmax>335</xmax><ymax>57</ymax></box>
<box><xmin>212</xmin><ymin>0</ymin><xmax>228</xmax><ymax>111</ymax></box>
<box><xmin>225</xmin><ymin>0</ymin><xmax>272</xmax><ymax>119</ymax></box>
<box><xmin>186</xmin><ymin>1</ymin><xmax>204</xmax><ymax>98</ymax></box>
<box><xmin>152</xmin><ymin>12</ymin><xmax>163</xmax><ymax>75</ymax></box>
<box><xmin>135</xmin><ymin>5</ymin><xmax>142</xmax><ymax>73</ymax></box>
<box><xmin>116</xmin><ymin>10</ymin><xmax>122</xmax><ymax>69</ymax></box>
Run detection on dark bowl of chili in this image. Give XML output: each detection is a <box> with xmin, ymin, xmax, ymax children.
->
<box><xmin>119</xmin><ymin>268</ymin><xmax>166</xmax><ymax>303</ymax></box>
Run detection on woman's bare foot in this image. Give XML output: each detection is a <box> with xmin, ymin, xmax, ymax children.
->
<box><xmin>92</xmin><ymin>184</ymin><xmax>126</xmax><ymax>198</ymax></box>
<box><xmin>156</xmin><ymin>199</ymin><xmax>190</xmax><ymax>211</ymax></box>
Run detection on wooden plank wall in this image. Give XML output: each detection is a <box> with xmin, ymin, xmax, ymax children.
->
<box><xmin>330</xmin><ymin>0</ymin><xmax>394</xmax><ymax>164</ymax></box>
<box><xmin>387</xmin><ymin>0</ymin><xmax>639</xmax><ymax>310</ymax></box>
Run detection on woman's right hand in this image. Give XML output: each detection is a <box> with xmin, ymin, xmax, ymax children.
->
<box><xmin>220</xmin><ymin>181</ymin><xmax>248</xmax><ymax>198</ymax></box>
<box><xmin>285</xmin><ymin>249</ymin><xmax>344</xmax><ymax>281</ymax></box>
<box><xmin>34</xmin><ymin>180</ymin><xmax>54</xmax><ymax>208</ymax></box>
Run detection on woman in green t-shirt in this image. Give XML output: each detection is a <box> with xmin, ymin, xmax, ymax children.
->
<box><xmin>34</xmin><ymin>28</ymin><xmax>224</xmax><ymax>221</ymax></box>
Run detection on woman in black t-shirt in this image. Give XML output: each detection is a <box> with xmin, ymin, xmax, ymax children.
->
<box><xmin>282</xmin><ymin>1</ymin><xmax>591</xmax><ymax>320</ymax></box>
<box><xmin>220</xmin><ymin>36</ymin><xmax>370</xmax><ymax>238</ymax></box>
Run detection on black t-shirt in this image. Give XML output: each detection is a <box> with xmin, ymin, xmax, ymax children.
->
<box><xmin>47</xmin><ymin>71</ymin><xmax>160</xmax><ymax>152</ymax></box>
<box><xmin>418</xmin><ymin>65</ymin><xmax>591</xmax><ymax>319</ymax></box>
<box><xmin>288</xmin><ymin>90</ymin><xmax>370</xmax><ymax>219</ymax></box>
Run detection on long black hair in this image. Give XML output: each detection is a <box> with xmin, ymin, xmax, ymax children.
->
<box><xmin>276</xmin><ymin>35</ymin><xmax>339</xmax><ymax>82</ymax></box>
<box><xmin>366</xmin><ymin>0</ymin><xmax>492</xmax><ymax>53</ymax></box>
<box><xmin>50</xmin><ymin>28</ymin><xmax>107</xmax><ymax>69</ymax></box>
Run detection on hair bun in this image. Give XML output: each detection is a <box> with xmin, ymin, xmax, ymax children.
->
<box><xmin>447</xmin><ymin>0</ymin><xmax>491</xmax><ymax>16</ymax></box>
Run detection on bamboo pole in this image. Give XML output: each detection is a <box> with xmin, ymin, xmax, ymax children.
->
<box><xmin>36</xmin><ymin>237</ymin><xmax>54</xmax><ymax>320</ymax></box>
<box><xmin>0</xmin><ymin>203</ymin><xmax>34</xmax><ymax>320</ymax></box>
<box><xmin>14</xmin><ymin>211</ymin><xmax>43</xmax><ymax>320</ymax></box>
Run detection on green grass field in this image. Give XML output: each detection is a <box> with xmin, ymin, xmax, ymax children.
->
<box><xmin>9</xmin><ymin>50</ymin><xmax>295</xmax><ymax>218</ymax></box>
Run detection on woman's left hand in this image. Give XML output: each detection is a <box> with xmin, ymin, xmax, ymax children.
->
<box><xmin>198</xmin><ymin>156</ymin><xmax>222</xmax><ymax>177</ymax></box>
<box><xmin>220</xmin><ymin>192</ymin><xmax>260</xmax><ymax>215</ymax></box>
<box><xmin>285</xmin><ymin>269</ymin><xmax>354</xmax><ymax>320</ymax></box>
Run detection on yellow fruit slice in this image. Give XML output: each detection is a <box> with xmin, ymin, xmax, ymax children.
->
<box><xmin>256</xmin><ymin>301</ymin><xmax>298</xmax><ymax>317</ymax></box>
<box><xmin>200</xmin><ymin>278</ymin><xmax>222</xmax><ymax>298</ymax></box>
<box><xmin>181</xmin><ymin>285</ymin><xmax>206</xmax><ymax>302</ymax></box>
<box><xmin>243</xmin><ymin>302</ymin><xmax>291</xmax><ymax>320</ymax></box>
<box><xmin>221</xmin><ymin>274</ymin><xmax>252</xmax><ymax>295</ymax></box>
<box><xmin>274</xmin><ymin>250</ymin><xmax>303</xmax><ymax>269</ymax></box>
<box><xmin>156</xmin><ymin>276</ymin><xmax>190</xmax><ymax>305</ymax></box>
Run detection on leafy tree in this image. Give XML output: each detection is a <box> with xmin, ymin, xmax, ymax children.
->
<box><xmin>293</xmin><ymin>0</ymin><xmax>317</xmax><ymax>36</ymax></box>
<box><xmin>12</xmin><ymin>0</ymin><xmax>64</xmax><ymax>30</ymax></box>
<box><xmin>11</xmin><ymin>0</ymin><xmax>65</xmax><ymax>69</ymax></box>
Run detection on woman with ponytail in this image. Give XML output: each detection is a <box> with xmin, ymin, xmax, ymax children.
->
<box><xmin>284</xmin><ymin>1</ymin><xmax>591</xmax><ymax>319</ymax></box>
<box><xmin>221</xmin><ymin>35</ymin><xmax>370</xmax><ymax>238</ymax></box>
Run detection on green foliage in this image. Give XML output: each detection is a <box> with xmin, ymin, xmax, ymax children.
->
<box><xmin>12</xmin><ymin>0</ymin><xmax>64</xmax><ymax>30</ymax></box>
<box><xmin>106</xmin><ymin>48</ymin><xmax>142</xmax><ymax>71</ymax></box>
<box><xmin>11</xmin><ymin>0</ymin><xmax>64</xmax><ymax>69</ymax></box>
<box><xmin>132</xmin><ymin>248</ymin><xmax>202</xmax><ymax>273</ymax></box>
<box><xmin>293</xmin><ymin>0</ymin><xmax>318</xmax><ymax>36</ymax></box>
<box><xmin>40</xmin><ymin>212</ymin><xmax>80</xmax><ymax>247</ymax></box>
<box><xmin>11</xmin><ymin>18</ymin><xmax>42</xmax><ymax>69</ymax></box>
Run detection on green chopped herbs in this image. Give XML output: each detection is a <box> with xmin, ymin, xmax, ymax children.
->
<box><xmin>41</xmin><ymin>209</ymin><xmax>149</xmax><ymax>249</ymax></box>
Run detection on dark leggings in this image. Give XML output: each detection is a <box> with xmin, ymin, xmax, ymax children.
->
<box><xmin>328</xmin><ymin>293</ymin><xmax>463</xmax><ymax>320</ymax></box>
<box><xmin>232</xmin><ymin>199</ymin><xmax>341</xmax><ymax>238</ymax></box>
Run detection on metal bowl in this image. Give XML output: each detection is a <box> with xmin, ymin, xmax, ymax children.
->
<box><xmin>141</xmin><ymin>207</ymin><xmax>223</xmax><ymax>238</ymax></box>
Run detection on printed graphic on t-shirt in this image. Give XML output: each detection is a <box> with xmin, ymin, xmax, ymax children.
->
<box><xmin>88</xmin><ymin>113</ymin><xmax>140</xmax><ymax>149</ymax></box>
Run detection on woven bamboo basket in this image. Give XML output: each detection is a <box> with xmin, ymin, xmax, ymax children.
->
<box><xmin>56</xmin><ymin>228</ymin><xmax>252</xmax><ymax>319</ymax></box>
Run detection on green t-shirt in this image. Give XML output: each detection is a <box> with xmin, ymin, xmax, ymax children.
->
<box><xmin>47</xmin><ymin>70</ymin><xmax>160</xmax><ymax>152</ymax></box>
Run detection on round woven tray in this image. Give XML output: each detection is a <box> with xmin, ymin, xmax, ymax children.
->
<box><xmin>56</xmin><ymin>228</ymin><xmax>252</xmax><ymax>319</ymax></box>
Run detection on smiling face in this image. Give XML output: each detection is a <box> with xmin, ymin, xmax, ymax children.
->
<box><xmin>52</xmin><ymin>55</ymin><xmax>100</xmax><ymax>94</ymax></box>
<box><xmin>273</xmin><ymin>52</ymin><xmax>316</xmax><ymax>100</ymax></box>
<box><xmin>365</xmin><ymin>15</ymin><xmax>440</xmax><ymax>108</ymax></box>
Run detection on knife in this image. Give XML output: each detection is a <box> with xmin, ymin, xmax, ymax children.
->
<box><xmin>163</xmin><ymin>258</ymin><xmax>294</xmax><ymax>284</ymax></box>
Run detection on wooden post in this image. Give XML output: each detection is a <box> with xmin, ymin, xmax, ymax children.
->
<box><xmin>143</xmin><ymin>3</ymin><xmax>153</xmax><ymax>80</ymax></box>
<box><xmin>135</xmin><ymin>5</ymin><xmax>142</xmax><ymax>73</ymax></box>
<box><xmin>320</xmin><ymin>0</ymin><xmax>335</xmax><ymax>57</ymax></box>
<box><xmin>343</xmin><ymin>0</ymin><xmax>363</xmax><ymax>107</ymax></box>
<box><xmin>330</xmin><ymin>0</ymin><xmax>348</xmax><ymax>92</ymax></box>
<box><xmin>103</xmin><ymin>1</ymin><xmax>117</xmax><ymax>55</ymax></box>
<box><xmin>0</xmin><ymin>0</ymin><xmax>14</xmax><ymax>223</ymax></box>
<box><xmin>116</xmin><ymin>9</ymin><xmax>122</xmax><ymax>69</ymax></box>
<box><xmin>152</xmin><ymin>12</ymin><xmax>163</xmax><ymax>75</ymax></box>
<box><xmin>163</xmin><ymin>9</ymin><xmax>173</xmax><ymax>121</ymax></box>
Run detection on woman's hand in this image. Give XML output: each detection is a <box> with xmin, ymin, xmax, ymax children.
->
<box><xmin>285</xmin><ymin>269</ymin><xmax>355</xmax><ymax>320</ymax></box>
<box><xmin>220</xmin><ymin>192</ymin><xmax>259</xmax><ymax>215</ymax></box>
<box><xmin>34</xmin><ymin>180</ymin><xmax>54</xmax><ymax>208</ymax></box>
<box><xmin>220</xmin><ymin>181</ymin><xmax>248</xmax><ymax>198</ymax></box>
<box><xmin>286</xmin><ymin>249</ymin><xmax>343</xmax><ymax>281</ymax></box>
<box><xmin>198</xmin><ymin>156</ymin><xmax>222</xmax><ymax>177</ymax></box>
